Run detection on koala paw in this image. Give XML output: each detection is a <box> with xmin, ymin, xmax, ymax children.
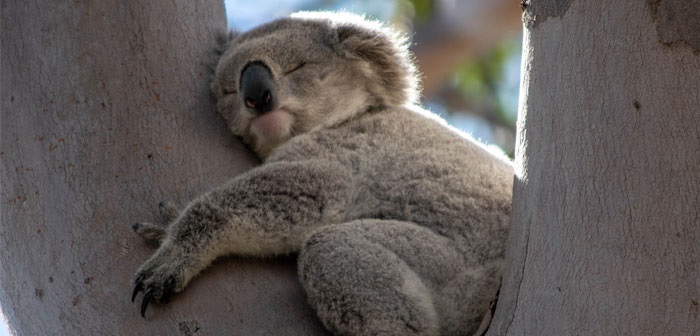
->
<box><xmin>132</xmin><ymin>245</ymin><xmax>188</xmax><ymax>318</ymax></box>
<box><xmin>132</xmin><ymin>201</ymin><xmax>180</xmax><ymax>246</ymax></box>
<box><xmin>157</xmin><ymin>201</ymin><xmax>180</xmax><ymax>223</ymax></box>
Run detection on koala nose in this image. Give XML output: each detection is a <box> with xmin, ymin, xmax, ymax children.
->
<box><xmin>240</xmin><ymin>62</ymin><xmax>275</xmax><ymax>115</ymax></box>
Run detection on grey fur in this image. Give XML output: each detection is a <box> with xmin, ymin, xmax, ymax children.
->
<box><xmin>132</xmin><ymin>11</ymin><xmax>513</xmax><ymax>336</ymax></box>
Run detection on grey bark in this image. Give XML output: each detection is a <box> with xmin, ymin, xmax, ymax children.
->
<box><xmin>1</xmin><ymin>1</ymin><xmax>326</xmax><ymax>334</ymax></box>
<box><xmin>487</xmin><ymin>0</ymin><xmax>700</xmax><ymax>335</ymax></box>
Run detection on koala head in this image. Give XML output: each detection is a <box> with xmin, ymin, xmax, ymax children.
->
<box><xmin>211</xmin><ymin>12</ymin><xmax>419</xmax><ymax>158</ymax></box>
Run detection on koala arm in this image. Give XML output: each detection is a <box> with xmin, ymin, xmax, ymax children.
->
<box><xmin>176</xmin><ymin>159</ymin><xmax>352</xmax><ymax>256</ymax></box>
<box><xmin>132</xmin><ymin>159</ymin><xmax>352</xmax><ymax>315</ymax></box>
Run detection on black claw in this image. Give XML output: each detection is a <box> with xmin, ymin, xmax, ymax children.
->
<box><xmin>158</xmin><ymin>201</ymin><xmax>166</xmax><ymax>209</ymax></box>
<box><xmin>132</xmin><ymin>223</ymin><xmax>141</xmax><ymax>231</ymax></box>
<box><xmin>131</xmin><ymin>281</ymin><xmax>143</xmax><ymax>302</ymax></box>
<box><xmin>141</xmin><ymin>288</ymin><xmax>153</xmax><ymax>318</ymax></box>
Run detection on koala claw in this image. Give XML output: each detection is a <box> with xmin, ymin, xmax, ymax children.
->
<box><xmin>132</xmin><ymin>245</ymin><xmax>184</xmax><ymax>317</ymax></box>
<box><xmin>131</xmin><ymin>276</ymin><xmax>149</xmax><ymax>318</ymax></box>
<box><xmin>140</xmin><ymin>287</ymin><xmax>153</xmax><ymax>318</ymax></box>
<box><xmin>131</xmin><ymin>278</ymin><xmax>170</xmax><ymax>318</ymax></box>
<box><xmin>132</xmin><ymin>275</ymin><xmax>178</xmax><ymax>318</ymax></box>
<box><xmin>131</xmin><ymin>275</ymin><xmax>144</xmax><ymax>302</ymax></box>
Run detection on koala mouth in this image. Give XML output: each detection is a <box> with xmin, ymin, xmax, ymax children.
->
<box><xmin>249</xmin><ymin>108</ymin><xmax>294</xmax><ymax>145</ymax></box>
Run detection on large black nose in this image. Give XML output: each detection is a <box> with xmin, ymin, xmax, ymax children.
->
<box><xmin>240</xmin><ymin>62</ymin><xmax>275</xmax><ymax>115</ymax></box>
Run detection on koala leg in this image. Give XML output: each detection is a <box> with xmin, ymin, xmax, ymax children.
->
<box><xmin>299</xmin><ymin>219</ymin><xmax>501</xmax><ymax>336</ymax></box>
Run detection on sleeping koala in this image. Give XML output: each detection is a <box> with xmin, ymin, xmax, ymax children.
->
<box><xmin>131</xmin><ymin>11</ymin><xmax>513</xmax><ymax>336</ymax></box>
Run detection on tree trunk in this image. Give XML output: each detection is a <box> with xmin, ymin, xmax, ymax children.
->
<box><xmin>487</xmin><ymin>0</ymin><xmax>700</xmax><ymax>335</ymax></box>
<box><xmin>1</xmin><ymin>1</ymin><xmax>327</xmax><ymax>334</ymax></box>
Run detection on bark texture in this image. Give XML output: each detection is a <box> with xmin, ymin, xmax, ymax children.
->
<box><xmin>1</xmin><ymin>1</ymin><xmax>326</xmax><ymax>334</ymax></box>
<box><xmin>487</xmin><ymin>0</ymin><xmax>700</xmax><ymax>335</ymax></box>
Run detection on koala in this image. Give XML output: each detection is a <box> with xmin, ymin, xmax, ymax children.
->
<box><xmin>131</xmin><ymin>11</ymin><xmax>513</xmax><ymax>336</ymax></box>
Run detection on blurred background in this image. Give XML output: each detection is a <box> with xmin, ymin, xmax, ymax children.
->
<box><xmin>0</xmin><ymin>1</ymin><xmax>521</xmax><ymax>335</ymax></box>
<box><xmin>226</xmin><ymin>0</ymin><xmax>523</xmax><ymax>157</ymax></box>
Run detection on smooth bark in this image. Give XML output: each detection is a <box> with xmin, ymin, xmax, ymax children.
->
<box><xmin>487</xmin><ymin>0</ymin><xmax>700</xmax><ymax>335</ymax></box>
<box><xmin>1</xmin><ymin>1</ymin><xmax>326</xmax><ymax>334</ymax></box>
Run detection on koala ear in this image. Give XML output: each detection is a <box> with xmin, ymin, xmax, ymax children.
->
<box><xmin>332</xmin><ymin>22</ymin><xmax>419</xmax><ymax>106</ymax></box>
<box><xmin>209</xmin><ymin>29</ymin><xmax>239</xmax><ymax>75</ymax></box>
<box><xmin>209</xmin><ymin>29</ymin><xmax>239</xmax><ymax>97</ymax></box>
<box><xmin>214</xmin><ymin>29</ymin><xmax>240</xmax><ymax>54</ymax></box>
<box><xmin>335</xmin><ymin>24</ymin><xmax>391</xmax><ymax>60</ymax></box>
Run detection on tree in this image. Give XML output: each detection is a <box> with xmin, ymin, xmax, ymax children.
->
<box><xmin>486</xmin><ymin>0</ymin><xmax>700</xmax><ymax>334</ymax></box>
<box><xmin>1</xmin><ymin>1</ymin><xmax>327</xmax><ymax>334</ymax></box>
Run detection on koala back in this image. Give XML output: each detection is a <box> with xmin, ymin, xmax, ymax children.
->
<box><xmin>267</xmin><ymin>104</ymin><xmax>513</xmax><ymax>263</ymax></box>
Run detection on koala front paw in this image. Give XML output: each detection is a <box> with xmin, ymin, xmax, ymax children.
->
<box><xmin>157</xmin><ymin>201</ymin><xmax>180</xmax><ymax>223</ymax></box>
<box><xmin>132</xmin><ymin>201</ymin><xmax>181</xmax><ymax>245</ymax></box>
<box><xmin>131</xmin><ymin>245</ymin><xmax>188</xmax><ymax>318</ymax></box>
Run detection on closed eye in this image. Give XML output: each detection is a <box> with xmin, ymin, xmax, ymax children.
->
<box><xmin>283</xmin><ymin>62</ymin><xmax>306</xmax><ymax>76</ymax></box>
<box><xmin>218</xmin><ymin>78</ymin><xmax>238</xmax><ymax>95</ymax></box>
